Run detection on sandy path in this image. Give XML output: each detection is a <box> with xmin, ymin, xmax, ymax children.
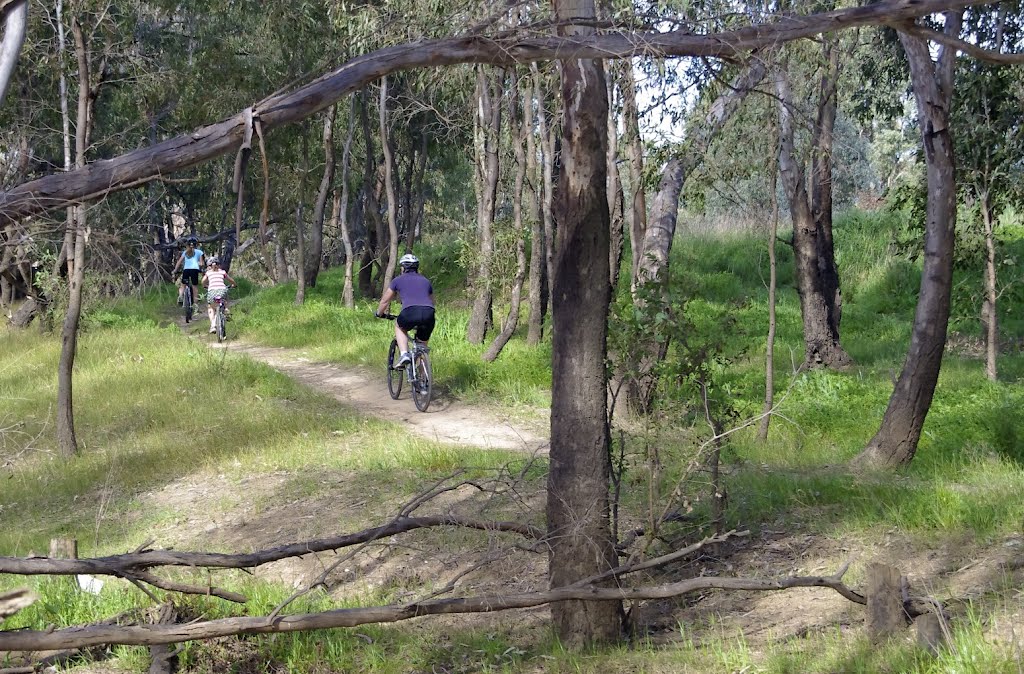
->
<box><xmin>209</xmin><ymin>341</ymin><xmax>549</xmax><ymax>453</ymax></box>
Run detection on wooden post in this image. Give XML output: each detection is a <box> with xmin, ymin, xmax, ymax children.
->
<box><xmin>49</xmin><ymin>537</ymin><xmax>78</xmax><ymax>560</ymax></box>
<box><xmin>865</xmin><ymin>563</ymin><xmax>907</xmax><ymax>642</ymax></box>
<box><xmin>49</xmin><ymin>537</ymin><xmax>79</xmax><ymax>592</ymax></box>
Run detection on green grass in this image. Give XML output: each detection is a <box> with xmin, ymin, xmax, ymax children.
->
<box><xmin>4</xmin><ymin>211</ymin><xmax>1024</xmax><ymax>672</ymax></box>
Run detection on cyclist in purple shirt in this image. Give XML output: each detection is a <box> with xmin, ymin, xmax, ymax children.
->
<box><xmin>375</xmin><ymin>253</ymin><xmax>435</xmax><ymax>368</ymax></box>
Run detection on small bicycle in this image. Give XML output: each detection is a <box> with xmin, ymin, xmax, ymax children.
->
<box><xmin>378</xmin><ymin>313</ymin><xmax>432</xmax><ymax>412</ymax></box>
<box><xmin>212</xmin><ymin>294</ymin><xmax>228</xmax><ymax>342</ymax></box>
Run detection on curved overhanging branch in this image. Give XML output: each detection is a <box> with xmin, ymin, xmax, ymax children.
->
<box><xmin>0</xmin><ymin>0</ymin><xmax>995</xmax><ymax>225</ymax></box>
<box><xmin>895</xmin><ymin>20</ymin><xmax>1024</xmax><ymax>63</ymax></box>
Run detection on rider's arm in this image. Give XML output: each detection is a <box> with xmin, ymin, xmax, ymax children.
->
<box><xmin>376</xmin><ymin>287</ymin><xmax>396</xmax><ymax>316</ymax></box>
<box><xmin>224</xmin><ymin>273</ymin><xmax>237</xmax><ymax>287</ymax></box>
<box><xmin>200</xmin><ymin>272</ymin><xmax>209</xmax><ymax>287</ymax></box>
<box><xmin>171</xmin><ymin>253</ymin><xmax>182</xmax><ymax>274</ymax></box>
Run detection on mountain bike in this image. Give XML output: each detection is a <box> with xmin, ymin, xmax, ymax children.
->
<box><xmin>378</xmin><ymin>313</ymin><xmax>432</xmax><ymax>412</ymax></box>
<box><xmin>182</xmin><ymin>277</ymin><xmax>194</xmax><ymax>323</ymax></box>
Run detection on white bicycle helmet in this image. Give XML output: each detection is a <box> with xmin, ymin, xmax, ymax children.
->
<box><xmin>398</xmin><ymin>253</ymin><xmax>419</xmax><ymax>270</ymax></box>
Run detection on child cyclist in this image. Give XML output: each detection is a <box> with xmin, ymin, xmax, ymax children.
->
<box><xmin>201</xmin><ymin>257</ymin><xmax>237</xmax><ymax>333</ymax></box>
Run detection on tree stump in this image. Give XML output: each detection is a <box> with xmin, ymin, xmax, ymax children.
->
<box><xmin>865</xmin><ymin>563</ymin><xmax>907</xmax><ymax>642</ymax></box>
<box><xmin>148</xmin><ymin>602</ymin><xmax>179</xmax><ymax>674</ymax></box>
<box><xmin>915</xmin><ymin>611</ymin><xmax>947</xmax><ymax>655</ymax></box>
<box><xmin>9</xmin><ymin>297</ymin><xmax>38</xmax><ymax>328</ymax></box>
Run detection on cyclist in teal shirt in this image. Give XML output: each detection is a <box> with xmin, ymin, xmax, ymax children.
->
<box><xmin>170</xmin><ymin>236</ymin><xmax>205</xmax><ymax>305</ymax></box>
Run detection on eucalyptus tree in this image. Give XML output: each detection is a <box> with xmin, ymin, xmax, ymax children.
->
<box><xmin>774</xmin><ymin>35</ymin><xmax>852</xmax><ymax>369</ymax></box>
<box><xmin>950</xmin><ymin>57</ymin><xmax>1024</xmax><ymax>381</ymax></box>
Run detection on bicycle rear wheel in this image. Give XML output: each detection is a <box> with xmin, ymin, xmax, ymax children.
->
<box><xmin>411</xmin><ymin>351</ymin><xmax>432</xmax><ymax>412</ymax></box>
<box><xmin>184</xmin><ymin>284</ymin><xmax>193</xmax><ymax>323</ymax></box>
<box><xmin>387</xmin><ymin>339</ymin><xmax>403</xmax><ymax>399</ymax></box>
<box><xmin>216</xmin><ymin>305</ymin><xmax>226</xmax><ymax>342</ymax></box>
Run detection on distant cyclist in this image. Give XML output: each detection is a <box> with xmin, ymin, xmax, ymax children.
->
<box><xmin>375</xmin><ymin>253</ymin><xmax>435</xmax><ymax>368</ymax></box>
<box><xmin>170</xmin><ymin>236</ymin><xmax>205</xmax><ymax>305</ymax></box>
<box><xmin>201</xmin><ymin>257</ymin><xmax>237</xmax><ymax>334</ymax></box>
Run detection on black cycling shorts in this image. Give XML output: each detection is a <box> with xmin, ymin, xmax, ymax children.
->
<box><xmin>181</xmin><ymin>269</ymin><xmax>200</xmax><ymax>286</ymax></box>
<box><xmin>397</xmin><ymin>306</ymin><xmax>435</xmax><ymax>342</ymax></box>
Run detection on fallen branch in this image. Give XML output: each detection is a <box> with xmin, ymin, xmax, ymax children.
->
<box><xmin>0</xmin><ymin>515</ymin><xmax>542</xmax><ymax>579</ymax></box>
<box><xmin>0</xmin><ymin>565</ymin><xmax>871</xmax><ymax>651</ymax></box>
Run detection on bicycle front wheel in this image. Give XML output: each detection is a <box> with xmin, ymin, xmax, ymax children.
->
<box><xmin>216</xmin><ymin>306</ymin><xmax>226</xmax><ymax>342</ymax></box>
<box><xmin>184</xmin><ymin>285</ymin><xmax>193</xmax><ymax>323</ymax></box>
<box><xmin>386</xmin><ymin>339</ymin><xmax>403</xmax><ymax>399</ymax></box>
<box><xmin>411</xmin><ymin>352</ymin><xmax>432</xmax><ymax>412</ymax></box>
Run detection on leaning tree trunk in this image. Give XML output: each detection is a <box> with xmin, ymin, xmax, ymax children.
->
<box><xmin>338</xmin><ymin>98</ymin><xmax>356</xmax><ymax>309</ymax></box>
<box><xmin>57</xmin><ymin>17</ymin><xmax>92</xmax><ymax>458</ymax></box>
<box><xmin>856</xmin><ymin>13</ymin><xmax>961</xmax><ymax>469</ymax></box>
<box><xmin>305</xmin><ymin>105</ymin><xmax>336</xmax><ymax>289</ymax></box>
<box><xmin>547</xmin><ymin>0</ymin><xmax>623</xmax><ymax>646</ymax></box>
<box><xmin>625</xmin><ymin>56</ymin><xmax>771</xmax><ymax>414</ymax></box>
<box><xmin>484</xmin><ymin>71</ymin><xmax>529</xmax><ymax>362</ymax></box>
<box><xmin>0</xmin><ymin>0</ymin><xmax>27</xmax><ymax>108</ymax></box>
<box><xmin>467</xmin><ymin>67</ymin><xmax>501</xmax><ymax>344</ymax></box>
<box><xmin>980</xmin><ymin>190</ymin><xmax>998</xmax><ymax>381</ymax></box>
<box><xmin>379</xmin><ymin>76</ymin><xmax>400</xmax><ymax>291</ymax></box>
<box><xmin>775</xmin><ymin>67</ymin><xmax>851</xmax><ymax>369</ymax></box>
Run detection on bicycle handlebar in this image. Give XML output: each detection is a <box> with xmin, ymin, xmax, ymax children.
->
<box><xmin>375</xmin><ymin>312</ymin><xmax>398</xmax><ymax>320</ymax></box>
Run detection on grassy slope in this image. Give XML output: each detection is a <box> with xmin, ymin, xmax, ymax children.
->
<box><xmin>2</xmin><ymin>209</ymin><xmax>1023</xmax><ymax>672</ymax></box>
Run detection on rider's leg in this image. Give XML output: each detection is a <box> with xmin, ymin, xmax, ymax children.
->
<box><xmin>395</xmin><ymin>324</ymin><xmax>412</xmax><ymax>365</ymax></box>
<box><xmin>207</xmin><ymin>303</ymin><xmax>216</xmax><ymax>332</ymax></box>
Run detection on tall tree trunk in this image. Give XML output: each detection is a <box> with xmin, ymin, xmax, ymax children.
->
<box><xmin>339</xmin><ymin>99</ymin><xmax>356</xmax><ymax>309</ymax></box>
<box><xmin>619</xmin><ymin>64</ymin><xmax>646</xmax><ymax>286</ymax></box>
<box><xmin>467</xmin><ymin>67</ymin><xmax>501</xmax><ymax>344</ymax></box>
<box><xmin>57</xmin><ymin>17</ymin><xmax>92</xmax><ymax>458</ymax></box>
<box><xmin>534</xmin><ymin>63</ymin><xmax>556</xmax><ymax>322</ymax></box>
<box><xmin>484</xmin><ymin>71</ymin><xmax>528</xmax><ymax>362</ymax></box>
<box><xmin>980</xmin><ymin>190</ymin><xmax>998</xmax><ymax>381</ymax></box>
<box><xmin>547</xmin><ymin>0</ymin><xmax>622</xmax><ymax>646</ymax></box>
<box><xmin>606</xmin><ymin>63</ymin><xmax>624</xmax><ymax>289</ymax></box>
<box><xmin>526</xmin><ymin>72</ymin><xmax>545</xmax><ymax>346</ymax></box>
<box><xmin>294</xmin><ymin>128</ymin><xmax>310</xmax><ymax>305</ymax></box>
<box><xmin>379</xmin><ymin>76</ymin><xmax>400</xmax><ymax>291</ymax></box>
<box><xmin>811</xmin><ymin>37</ymin><xmax>844</xmax><ymax>337</ymax></box>
<box><xmin>758</xmin><ymin>162</ymin><xmax>780</xmax><ymax>441</ymax></box>
<box><xmin>305</xmin><ymin>105</ymin><xmax>336</xmax><ymax>289</ymax></box>
<box><xmin>294</xmin><ymin>202</ymin><xmax>306</xmax><ymax>304</ymax></box>
<box><xmin>856</xmin><ymin>13</ymin><xmax>961</xmax><ymax>469</ymax></box>
<box><xmin>407</xmin><ymin>132</ymin><xmax>427</xmax><ymax>253</ymax></box>
<box><xmin>358</xmin><ymin>88</ymin><xmax>379</xmax><ymax>298</ymax></box>
<box><xmin>275</xmin><ymin>242</ymin><xmax>289</xmax><ymax>283</ymax></box>
<box><xmin>775</xmin><ymin>67</ymin><xmax>851</xmax><ymax>369</ymax></box>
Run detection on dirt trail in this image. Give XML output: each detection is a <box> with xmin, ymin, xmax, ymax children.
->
<box><xmin>209</xmin><ymin>341</ymin><xmax>549</xmax><ymax>453</ymax></box>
